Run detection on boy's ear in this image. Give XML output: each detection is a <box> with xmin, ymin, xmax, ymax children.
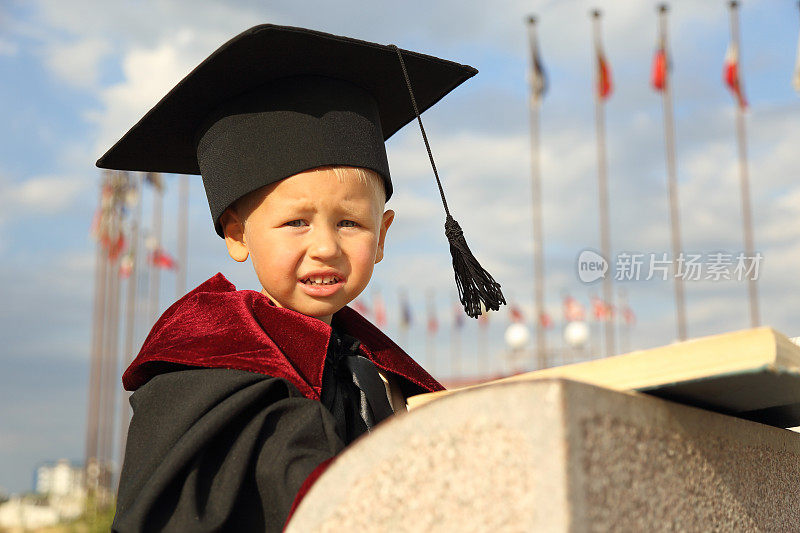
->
<box><xmin>220</xmin><ymin>207</ymin><xmax>249</xmax><ymax>262</ymax></box>
<box><xmin>375</xmin><ymin>209</ymin><xmax>395</xmax><ymax>264</ymax></box>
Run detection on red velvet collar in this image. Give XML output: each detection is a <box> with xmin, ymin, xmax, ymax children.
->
<box><xmin>123</xmin><ymin>273</ymin><xmax>443</xmax><ymax>400</ymax></box>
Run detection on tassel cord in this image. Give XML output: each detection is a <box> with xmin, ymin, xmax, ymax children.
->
<box><xmin>391</xmin><ymin>45</ymin><xmax>506</xmax><ymax>318</ymax></box>
<box><xmin>391</xmin><ymin>45</ymin><xmax>452</xmax><ymax>218</ymax></box>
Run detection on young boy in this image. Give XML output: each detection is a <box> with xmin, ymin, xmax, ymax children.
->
<box><xmin>98</xmin><ymin>24</ymin><xmax>502</xmax><ymax>532</ymax></box>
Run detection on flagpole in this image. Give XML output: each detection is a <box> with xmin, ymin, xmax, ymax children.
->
<box><xmin>94</xmin><ymin>177</ymin><xmax>115</xmax><ymax>498</ymax></box>
<box><xmin>590</xmin><ymin>291</ymin><xmax>602</xmax><ymax>358</ymax></box>
<box><xmin>526</xmin><ymin>16</ymin><xmax>548</xmax><ymax>370</ymax></box>
<box><xmin>449</xmin><ymin>326</ymin><xmax>456</xmax><ymax>380</ymax></box>
<box><xmin>591</xmin><ymin>9</ymin><xmax>615</xmax><ymax>357</ymax></box>
<box><xmin>117</xmin><ymin>172</ymin><xmax>141</xmax><ymax>476</ymax></box>
<box><xmin>657</xmin><ymin>4</ymin><xmax>688</xmax><ymax>341</ymax></box>
<box><xmin>450</xmin><ymin>306</ymin><xmax>462</xmax><ymax>380</ymax></box>
<box><xmin>618</xmin><ymin>287</ymin><xmax>631</xmax><ymax>354</ymax></box>
<box><xmin>96</xmin><ymin>172</ymin><xmax>124</xmax><ymax>502</ymax></box>
<box><xmin>95</xmin><ymin>256</ymin><xmax>112</xmax><ymax>476</ymax></box>
<box><xmin>98</xmin><ymin>229</ymin><xmax>121</xmax><ymax>500</ymax></box>
<box><xmin>85</xmin><ymin>172</ymin><xmax>110</xmax><ymax>500</ymax></box>
<box><xmin>148</xmin><ymin>173</ymin><xmax>164</xmax><ymax>326</ymax></box>
<box><xmin>478</xmin><ymin>312</ymin><xmax>489</xmax><ymax>377</ymax></box>
<box><xmin>176</xmin><ymin>174</ymin><xmax>189</xmax><ymax>299</ymax></box>
<box><xmin>728</xmin><ymin>0</ymin><xmax>760</xmax><ymax>327</ymax></box>
<box><xmin>398</xmin><ymin>288</ymin><xmax>409</xmax><ymax>349</ymax></box>
<box><xmin>95</xmin><ymin>237</ymin><xmax>114</xmax><ymax>506</ymax></box>
<box><xmin>138</xmin><ymin>175</ymin><xmax>151</xmax><ymax>347</ymax></box>
<box><xmin>425</xmin><ymin>289</ymin><xmax>436</xmax><ymax>377</ymax></box>
<box><xmin>557</xmin><ymin>317</ymin><xmax>565</xmax><ymax>366</ymax></box>
<box><xmin>453</xmin><ymin>319</ymin><xmax>462</xmax><ymax>379</ymax></box>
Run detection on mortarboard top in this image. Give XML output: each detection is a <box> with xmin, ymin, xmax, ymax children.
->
<box><xmin>96</xmin><ymin>24</ymin><xmax>477</xmax><ymax>236</ymax></box>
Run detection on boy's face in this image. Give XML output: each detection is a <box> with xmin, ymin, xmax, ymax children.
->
<box><xmin>221</xmin><ymin>167</ymin><xmax>394</xmax><ymax>325</ymax></box>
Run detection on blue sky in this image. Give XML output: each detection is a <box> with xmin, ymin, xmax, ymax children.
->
<box><xmin>2</xmin><ymin>0</ymin><xmax>800</xmax><ymax>493</ymax></box>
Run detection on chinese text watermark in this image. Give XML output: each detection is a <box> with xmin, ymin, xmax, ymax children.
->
<box><xmin>577</xmin><ymin>250</ymin><xmax>762</xmax><ymax>283</ymax></box>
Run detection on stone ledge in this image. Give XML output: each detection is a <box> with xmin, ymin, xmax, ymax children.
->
<box><xmin>287</xmin><ymin>378</ymin><xmax>800</xmax><ymax>532</ymax></box>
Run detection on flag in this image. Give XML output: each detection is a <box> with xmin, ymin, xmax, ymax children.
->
<box><xmin>596</xmin><ymin>48</ymin><xmax>613</xmax><ymax>99</ymax></box>
<box><xmin>119</xmin><ymin>252</ymin><xmax>134</xmax><ymax>278</ymax></box>
<box><xmin>145</xmin><ymin>172</ymin><xmax>164</xmax><ymax>192</ymax></box>
<box><xmin>107</xmin><ymin>232</ymin><xmax>126</xmax><ymax>262</ymax></box>
<box><xmin>563</xmin><ymin>295</ymin><xmax>585</xmax><ymax>322</ymax></box>
<box><xmin>89</xmin><ymin>207</ymin><xmax>102</xmax><ymax>241</ymax></box>
<box><xmin>622</xmin><ymin>305</ymin><xmax>636</xmax><ymax>326</ymax></box>
<box><xmin>453</xmin><ymin>303</ymin><xmax>465</xmax><ymax>330</ymax></box>
<box><xmin>539</xmin><ymin>312</ymin><xmax>553</xmax><ymax>329</ymax></box>
<box><xmin>373</xmin><ymin>292</ymin><xmax>387</xmax><ymax>328</ymax></box>
<box><xmin>427</xmin><ymin>315</ymin><xmax>438</xmax><ymax>334</ymax></box>
<box><xmin>723</xmin><ymin>42</ymin><xmax>747</xmax><ymax>108</ymax></box>
<box><xmin>591</xmin><ymin>296</ymin><xmax>612</xmax><ymax>322</ymax></box>
<box><xmin>150</xmin><ymin>247</ymin><xmax>177</xmax><ymax>270</ymax></box>
<box><xmin>90</xmin><ymin>194</ymin><xmax>114</xmax><ymax>244</ymax></box>
<box><xmin>101</xmin><ymin>182</ymin><xmax>113</xmax><ymax>207</ymax></box>
<box><xmin>527</xmin><ymin>18</ymin><xmax>548</xmax><ymax>105</ymax></box>
<box><xmin>426</xmin><ymin>297</ymin><xmax>438</xmax><ymax>334</ymax></box>
<box><xmin>793</xmin><ymin>24</ymin><xmax>800</xmax><ymax>93</ymax></box>
<box><xmin>124</xmin><ymin>182</ymin><xmax>140</xmax><ymax>210</ymax></box>
<box><xmin>399</xmin><ymin>290</ymin><xmax>412</xmax><ymax>330</ymax></box>
<box><xmin>509</xmin><ymin>305</ymin><xmax>524</xmax><ymax>323</ymax></box>
<box><xmin>651</xmin><ymin>38</ymin><xmax>668</xmax><ymax>91</ymax></box>
<box><xmin>352</xmin><ymin>299</ymin><xmax>369</xmax><ymax>317</ymax></box>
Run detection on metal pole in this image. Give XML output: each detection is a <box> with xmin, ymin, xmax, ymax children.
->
<box><xmin>618</xmin><ymin>287</ymin><xmax>631</xmax><ymax>354</ymax></box>
<box><xmin>84</xmin><ymin>173</ymin><xmax>109</xmax><ymax>497</ymax></box>
<box><xmin>117</xmin><ymin>172</ymin><xmax>142</xmax><ymax>478</ymax></box>
<box><xmin>97</xmin><ymin>178</ymin><xmax>123</xmax><ymax>500</ymax></box>
<box><xmin>425</xmin><ymin>289</ymin><xmax>436</xmax><ymax>376</ymax></box>
<box><xmin>176</xmin><ymin>174</ymin><xmax>189</xmax><ymax>299</ymax></box>
<box><xmin>526</xmin><ymin>16</ymin><xmax>547</xmax><ymax>370</ymax></box>
<box><xmin>452</xmin><ymin>324</ymin><xmax>462</xmax><ymax>379</ymax></box>
<box><xmin>591</xmin><ymin>9</ymin><xmax>615</xmax><ymax>357</ymax></box>
<box><xmin>98</xmin><ymin>240</ymin><xmax>121</xmax><ymax>497</ymax></box>
<box><xmin>729</xmin><ymin>0</ymin><xmax>760</xmax><ymax>327</ymax></box>
<box><xmin>478</xmin><ymin>315</ymin><xmax>489</xmax><ymax>377</ymax></box>
<box><xmin>658</xmin><ymin>4</ymin><xmax>688</xmax><ymax>341</ymax></box>
<box><xmin>398</xmin><ymin>288</ymin><xmax>409</xmax><ymax>349</ymax></box>
<box><xmin>148</xmin><ymin>173</ymin><xmax>163</xmax><ymax>326</ymax></box>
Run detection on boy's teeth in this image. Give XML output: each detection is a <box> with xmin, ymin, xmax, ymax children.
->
<box><xmin>304</xmin><ymin>276</ymin><xmax>339</xmax><ymax>285</ymax></box>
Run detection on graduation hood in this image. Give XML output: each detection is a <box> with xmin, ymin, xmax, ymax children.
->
<box><xmin>124</xmin><ymin>273</ymin><xmax>443</xmax><ymax>399</ymax></box>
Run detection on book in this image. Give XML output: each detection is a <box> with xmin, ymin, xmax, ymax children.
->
<box><xmin>408</xmin><ymin>327</ymin><xmax>800</xmax><ymax>428</ymax></box>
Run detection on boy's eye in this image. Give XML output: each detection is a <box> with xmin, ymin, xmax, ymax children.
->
<box><xmin>339</xmin><ymin>220</ymin><xmax>358</xmax><ymax>228</ymax></box>
<box><xmin>284</xmin><ymin>220</ymin><xmax>307</xmax><ymax>227</ymax></box>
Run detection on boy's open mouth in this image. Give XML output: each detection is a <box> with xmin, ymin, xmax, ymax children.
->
<box><xmin>300</xmin><ymin>275</ymin><xmax>342</xmax><ymax>286</ymax></box>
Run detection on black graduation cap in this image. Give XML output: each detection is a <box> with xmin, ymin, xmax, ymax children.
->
<box><xmin>97</xmin><ymin>24</ymin><xmax>505</xmax><ymax>317</ymax></box>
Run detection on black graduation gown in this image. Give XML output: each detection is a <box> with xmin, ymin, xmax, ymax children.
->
<box><xmin>111</xmin><ymin>273</ymin><xmax>442</xmax><ymax>532</ymax></box>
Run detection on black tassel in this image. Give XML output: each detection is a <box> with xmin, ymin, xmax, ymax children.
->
<box><xmin>445</xmin><ymin>215</ymin><xmax>506</xmax><ymax>318</ymax></box>
<box><xmin>392</xmin><ymin>44</ymin><xmax>506</xmax><ymax>318</ymax></box>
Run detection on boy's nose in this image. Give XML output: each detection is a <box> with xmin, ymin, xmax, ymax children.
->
<box><xmin>308</xmin><ymin>226</ymin><xmax>341</xmax><ymax>261</ymax></box>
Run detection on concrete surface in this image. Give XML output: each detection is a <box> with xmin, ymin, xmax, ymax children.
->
<box><xmin>286</xmin><ymin>378</ymin><xmax>800</xmax><ymax>532</ymax></box>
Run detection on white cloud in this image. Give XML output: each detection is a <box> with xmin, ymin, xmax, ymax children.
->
<box><xmin>86</xmin><ymin>31</ymin><xmax>210</xmax><ymax>159</ymax></box>
<box><xmin>0</xmin><ymin>175</ymin><xmax>85</xmax><ymax>213</ymax></box>
<box><xmin>43</xmin><ymin>37</ymin><xmax>111</xmax><ymax>89</ymax></box>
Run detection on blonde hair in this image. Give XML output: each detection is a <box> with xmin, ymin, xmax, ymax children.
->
<box><xmin>232</xmin><ymin>165</ymin><xmax>386</xmax><ymax>221</ymax></box>
<box><xmin>312</xmin><ymin>165</ymin><xmax>386</xmax><ymax>206</ymax></box>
